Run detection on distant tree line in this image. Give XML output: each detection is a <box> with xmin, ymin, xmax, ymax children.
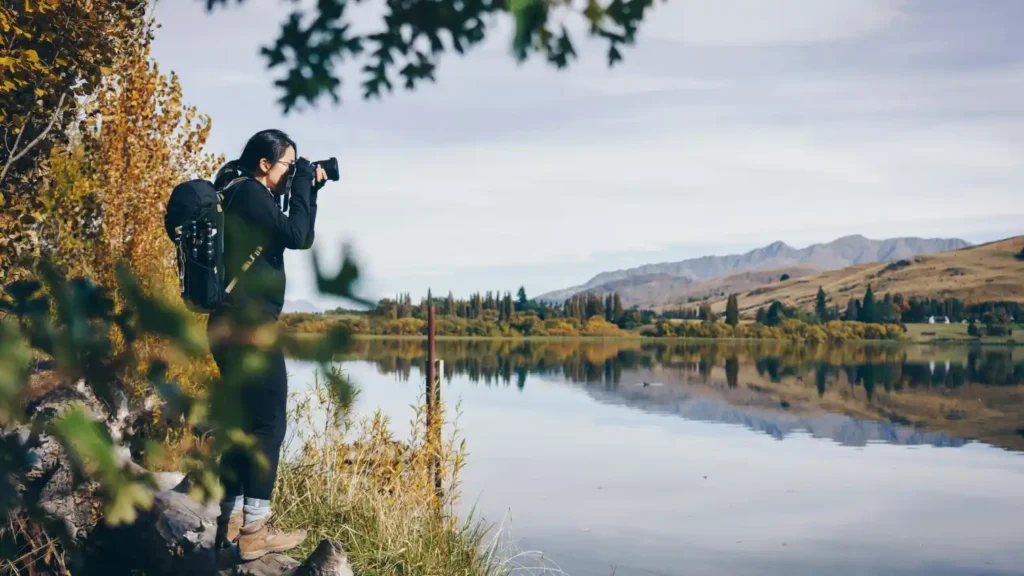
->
<box><xmin>372</xmin><ymin>287</ymin><xmax>653</xmax><ymax>330</ymax></box>
<box><xmin>296</xmin><ymin>283</ymin><xmax>1022</xmax><ymax>340</ymax></box>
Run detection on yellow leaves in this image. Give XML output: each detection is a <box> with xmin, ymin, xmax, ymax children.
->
<box><xmin>33</xmin><ymin>87</ymin><xmax>45</xmax><ymax>97</ymax></box>
<box><xmin>23</xmin><ymin>49</ymin><xmax>39</xmax><ymax>63</ymax></box>
<box><xmin>32</xmin><ymin>18</ymin><xmax>221</xmax><ymax>295</ymax></box>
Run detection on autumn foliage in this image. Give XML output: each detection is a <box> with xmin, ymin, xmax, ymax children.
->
<box><xmin>1</xmin><ymin>1</ymin><xmax>147</xmax><ymax>280</ymax></box>
<box><xmin>13</xmin><ymin>20</ymin><xmax>223</xmax><ymax>295</ymax></box>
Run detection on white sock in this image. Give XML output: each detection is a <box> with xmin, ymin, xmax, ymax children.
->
<box><xmin>243</xmin><ymin>497</ymin><xmax>271</xmax><ymax>527</ymax></box>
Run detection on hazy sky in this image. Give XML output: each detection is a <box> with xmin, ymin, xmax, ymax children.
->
<box><xmin>151</xmin><ymin>0</ymin><xmax>1024</xmax><ymax>305</ymax></box>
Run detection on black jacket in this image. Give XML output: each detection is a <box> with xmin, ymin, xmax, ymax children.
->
<box><xmin>219</xmin><ymin>163</ymin><xmax>318</xmax><ymax>319</ymax></box>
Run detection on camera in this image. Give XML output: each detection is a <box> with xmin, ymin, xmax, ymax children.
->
<box><xmin>312</xmin><ymin>157</ymin><xmax>340</xmax><ymax>181</ymax></box>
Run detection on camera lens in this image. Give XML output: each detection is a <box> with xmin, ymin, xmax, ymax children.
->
<box><xmin>314</xmin><ymin>157</ymin><xmax>340</xmax><ymax>181</ymax></box>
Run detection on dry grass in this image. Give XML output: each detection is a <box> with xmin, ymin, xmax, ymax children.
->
<box><xmin>273</xmin><ymin>369</ymin><xmax>567</xmax><ymax>576</ymax></box>
<box><xmin>706</xmin><ymin>236</ymin><xmax>1024</xmax><ymax>316</ymax></box>
<box><xmin>0</xmin><ymin>516</ymin><xmax>68</xmax><ymax>576</ymax></box>
<box><xmin>901</xmin><ymin>322</ymin><xmax>1023</xmax><ymax>344</ymax></box>
<box><xmin>650</xmin><ymin>265</ymin><xmax>820</xmax><ymax>310</ymax></box>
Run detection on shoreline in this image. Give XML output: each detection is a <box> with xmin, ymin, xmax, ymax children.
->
<box><xmin>337</xmin><ymin>334</ymin><xmax>1021</xmax><ymax>346</ymax></box>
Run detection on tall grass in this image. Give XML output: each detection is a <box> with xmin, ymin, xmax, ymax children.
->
<box><xmin>272</xmin><ymin>367</ymin><xmax>507</xmax><ymax>576</ymax></box>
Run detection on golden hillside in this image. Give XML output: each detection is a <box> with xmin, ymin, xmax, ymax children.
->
<box><xmin>710</xmin><ymin>236</ymin><xmax>1024</xmax><ymax>316</ymax></box>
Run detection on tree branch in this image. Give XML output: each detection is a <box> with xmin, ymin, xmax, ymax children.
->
<box><xmin>0</xmin><ymin>92</ymin><xmax>67</xmax><ymax>186</ymax></box>
<box><xmin>4</xmin><ymin>125</ymin><xmax>18</xmax><ymax>156</ymax></box>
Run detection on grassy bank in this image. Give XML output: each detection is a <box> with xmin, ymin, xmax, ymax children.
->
<box><xmin>902</xmin><ymin>322</ymin><xmax>1022</xmax><ymax>345</ymax></box>
<box><xmin>271</xmin><ymin>370</ymin><xmax>512</xmax><ymax>575</ymax></box>
<box><xmin>331</xmin><ymin>328</ymin><xmax>1020</xmax><ymax>346</ymax></box>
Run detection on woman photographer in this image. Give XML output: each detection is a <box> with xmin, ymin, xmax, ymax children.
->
<box><xmin>208</xmin><ymin>129</ymin><xmax>327</xmax><ymax>560</ymax></box>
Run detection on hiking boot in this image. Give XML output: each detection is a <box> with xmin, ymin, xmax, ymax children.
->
<box><xmin>237</xmin><ymin>516</ymin><xmax>307</xmax><ymax>561</ymax></box>
<box><xmin>227</xmin><ymin>511</ymin><xmax>243</xmax><ymax>542</ymax></box>
<box><xmin>215</xmin><ymin>511</ymin><xmax>244</xmax><ymax>547</ymax></box>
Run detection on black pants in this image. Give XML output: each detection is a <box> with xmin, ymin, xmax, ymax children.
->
<box><xmin>210</xmin><ymin>335</ymin><xmax>288</xmax><ymax>501</ymax></box>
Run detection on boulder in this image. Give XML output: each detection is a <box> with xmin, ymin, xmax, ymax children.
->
<box><xmin>293</xmin><ymin>539</ymin><xmax>355</xmax><ymax>576</ymax></box>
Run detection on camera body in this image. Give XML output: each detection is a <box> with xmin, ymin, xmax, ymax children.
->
<box><xmin>313</xmin><ymin>157</ymin><xmax>340</xmax><ymax>181</ymax></box>
<box><xmin>286</xmin><ymin>157</ymin><xmax>340</xmax><ymax>182</ymax></box>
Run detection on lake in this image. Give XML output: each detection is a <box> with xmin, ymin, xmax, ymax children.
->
<box><xmin>289</xmin><ymin>339</ymin><xmax>1024</xmax><ymax>575</ymax></box>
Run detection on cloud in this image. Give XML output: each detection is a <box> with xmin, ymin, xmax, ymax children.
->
<box><xmin>643</xmin><ymin>0</ymin><xmax>902</xmax><ymax>47</ymax></box>
<box><xmin>149</xmin><ymin>0</ymin><xmax>1024</xmax><ymax>303</ymax></box>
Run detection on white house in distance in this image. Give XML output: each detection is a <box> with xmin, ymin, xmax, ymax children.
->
<box><xmin>928</xmin><ymin>315</ymin><xmax>951</xmax><ymax>324</ymax></box>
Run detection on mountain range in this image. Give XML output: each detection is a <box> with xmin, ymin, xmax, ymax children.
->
<box><xmin>538</xmin><ymin>235</ymin><xmax>971</xmax><ymax>308</ymax></box>
<box><xmin>281</xmin><ymin>299</ymin><xmax>322</xmax><ymax>314</ymax></box>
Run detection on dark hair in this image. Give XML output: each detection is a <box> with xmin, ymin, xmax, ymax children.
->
<box><xmin>214</xmin><ymin>129</ymin><xmax>297</xmax><ymax>189</ymax></box>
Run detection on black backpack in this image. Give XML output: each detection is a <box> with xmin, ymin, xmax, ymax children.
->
<box><xmin>164</xmin><ymin>177</ymin><xmax>262</xmax><ymax>313</ymax></box>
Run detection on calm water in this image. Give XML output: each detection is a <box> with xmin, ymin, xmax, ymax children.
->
<box><xmin>289</xmin><ymin>339</ymin><xmax>1024</xmax><ymax>575</ymax></box>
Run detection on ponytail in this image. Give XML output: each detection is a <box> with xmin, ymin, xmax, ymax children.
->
<box><xmin>213</xmin><ymin>160</ymin><xmax>250</xmax><ymax>190</ymax></box>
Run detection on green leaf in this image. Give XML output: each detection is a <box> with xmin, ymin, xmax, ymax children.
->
<box><xmin>116</xmin><ymin>264</ymin><xmax>204</xmax><ymax>356</ymax></box>
<box><xmin>52</xmin><ymin>409</ymin><xmax>156</xmax><ymax>525</ymax></box>
<box><xmin>322</xmin><ymin>363</ymin><xmax>355</xmax><ymax>412</ymax></box>
<box><xmin>0</xmin><ymin>320</ymin><xmax>31</xmax><ymax>425</ymax></box>
<box><xmin>280</xmin><ymin>325</ymin><xmax>352</xmax><ymax>363</ymax></box>
<box><xmin>312</xmin><ymin>245</ymin><xmax>372</xmax><ymax>306</ymax></box>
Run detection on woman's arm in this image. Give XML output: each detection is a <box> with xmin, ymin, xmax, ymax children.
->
<box><xmin>301</xmin><ymin>187</ymin><xmax>318</xmax><ymax>249</ymax></box>
<box><xmin>230</xmin><ymin>163</ymin><xmax>314</xmax><ymax>250</ymax></box>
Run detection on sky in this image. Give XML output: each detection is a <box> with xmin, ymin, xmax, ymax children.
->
<box><xmin>150</xmin><ymin>0</ymin><xmax>1024</xmax><ymax>307</ymax></box>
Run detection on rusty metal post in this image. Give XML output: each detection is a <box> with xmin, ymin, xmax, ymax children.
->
<box><xmin>433</xmin><ymin>355</ymin><xmax>443</xmax><ymax>501</ymax></box>
<box><xmin>425</xmin><ymin>305</ymin><xmax>440</xmax><ymax>504</ymax></box>
<box><xmin>426</xmin><ymin>305</ymin><xmax>436</xmax><ymax>420</ymax></box>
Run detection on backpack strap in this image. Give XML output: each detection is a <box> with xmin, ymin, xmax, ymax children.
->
<box><xmin>218</xmin><ymin>176</ymin><xmax>264</xmax><ymax>296</ymax></box>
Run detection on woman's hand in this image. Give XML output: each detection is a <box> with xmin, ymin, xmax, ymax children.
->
<box><xmin>313</xmin><ymin>163</ymin><xmax>328</xmax><ymax>191</ymax></box>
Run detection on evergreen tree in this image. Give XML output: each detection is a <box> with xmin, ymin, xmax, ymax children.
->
<box><xmin>446</xmin><ymin>291</ymin><xmax>455</xmax><ymax>315</ymax></box>
<box><xmin>472</xmin><ymin>293</ymin><xmax>482</xmax><ymax>318</ymax></box>
<box><xmin>755</xmin><ymin>307</ymin><xmax>767</xmax><ymax>324</ymax></box>
<box><xmin>815</xmin><ymin>287</ymin><xmax>828</xmax><ymax>322</ymax></box>
<box><xmin>516</xmin><ymin>286</ymin><xmax>528</xmax><ymax>311</ymax></box>
<box><xmin>725</xmin><ymin>294</ymin><xmax>739</xmax><ymax>326</ymax></box>
<box><xmin>699</xmin><ymin>302</ymin><xmax>715</xmax><ymax>322</ymax></box>
<box><xmin>605</xmin><ymin>294</ymin><xmax>613</xmax><ymax>321</ymax></box>
<box><xmin>764</xmin><ymin>301</ymin><xmax>783</xmax><ymax>327</ymax></box>
<box><xmin>845</xmin><ymin>298</ymin><xmax>859</xmax><ymax>322</ymax></box>
<box><xmin>861</xmin><ymin>285</ymin><xmax>877</xmax><ymax>324</ymax></box>
<box><xmin>613</xmin><ymin>293</ymin><xmax>623</xmax><ymax>323</ymax></box>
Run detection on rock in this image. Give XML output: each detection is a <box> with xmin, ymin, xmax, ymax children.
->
<box><xmin>90</xmin><ymin>489</ymin><xmax>341</xmax><ymax>576</ymax></box>
<box><xmin>229</xmin><ymin>554</ymin><xmax>301</xmax><ymax>576</ymax></box>
<box><xmin>125</xmin><ymin>490</ymin><xmax>219</xmax><ymax>575</ymax></box>
<box><xmin>154</xmin><ymin>471</ymin><xmax>186</xmax><ymax>492</ymax></box>
<box><xmin>24</xmin><ymin>379</ymin><xmax>107</xmax><ymax>423</ymax></box>
<box><xmin>15</xmin><ymin>425</ymin><xmax>103</xmax><ymax>538</ymax></box>
<box><xmin>293</xmin><ymin>540</ymin><xmax>354</xmax><ymax>576</ymax></box>
<box><xmin>6</xmin><ymin>375</ymin><xmax>357</xmax><ymax>576</ymax></box>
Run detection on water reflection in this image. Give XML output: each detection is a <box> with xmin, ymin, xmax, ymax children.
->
<box><xmin>342</xmin><ymin>338</ymin><xmax>1024</xmax><ymax>451</ymax></box>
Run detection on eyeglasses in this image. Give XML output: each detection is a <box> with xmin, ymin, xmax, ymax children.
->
<box><xmin>275</xmin><ymin>159</ymin><xmax>295</xmax><ymax>168</ymax></box>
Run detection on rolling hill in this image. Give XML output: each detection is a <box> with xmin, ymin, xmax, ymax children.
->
<box><xmin>282</xmin><ymin>299</ymin><xmax>322</xmax><ymax>314</ymax></box>
<box><xmin>705</xmin><ymin>236</ymin><xmax>1024</xmax><ymax>316</ymax></box>
<box><xmin>540</xmin><ymin>235</ymin><xmax>970</xmax><ymax>307</ymax></box>
<box><xmin>581</xmin><ymin>265</ymin><xmax>819</xmax><ymax>308</ymax></box>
